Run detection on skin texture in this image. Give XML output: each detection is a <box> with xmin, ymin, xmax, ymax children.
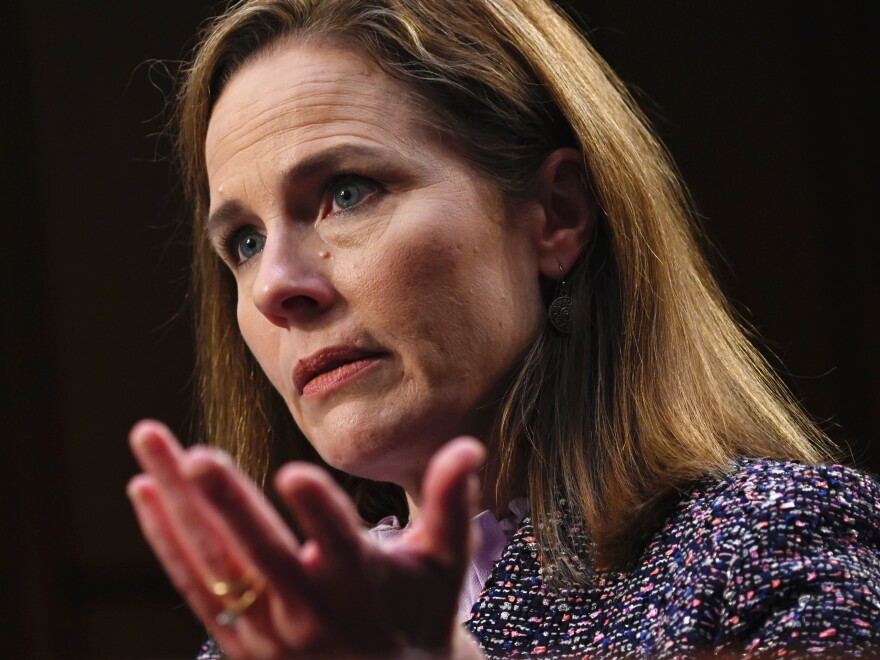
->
<box><xmin>128</xmin><ymin>39</ymin><xmax>592</xmax><ymax>658</ymax></box>
<box><xmin>204</xmin><ymin>41</ymin><xmax>545</xmax><ymax>502</ymax></box>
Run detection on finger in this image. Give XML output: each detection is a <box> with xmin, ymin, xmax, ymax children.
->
<box><xmin>127</xmin><ymin>475</ymin><xmax>248</xmax><ymax>659</ymax></box>
<box><xmin>130</xmin><ymin>424</ymin><xmax>290</xmax><ymax>657</ymax></box>
<box><xmin>186</xmin><ymin>453</ymin><xmax>342</xmax><ymax>652</ymax></box>
<box><xmin>129</xmin><ymin>419</ymin><xmax>186</xmax><ymax>472</ymax></box>
<box><xmin>414</xmin><ymin>437</ymin><xmax>485</xmax><ymax>567</ymax></box>
<box><xmin>274</xmin><ymin>463</ymin><xmax>367</xmax><ymax>573</ymax></box>
<box><xmin>130</xmin><ymin>470</ymin><xmax>290</xmax><ymax>658</ymax></box>
<box><xmin>129</xmin><ymin>421</ymin><xmax>251</xmax><ymax>586</ymax></box>
<box><xmin>273</xmin><ymin>462</ymin><xmax>400</xmax><ymax>648</ymax></box>
<box><xmin>185</xmin><ymin>450</ymin><xmax>310</xmax><ymax>599</ymax></box>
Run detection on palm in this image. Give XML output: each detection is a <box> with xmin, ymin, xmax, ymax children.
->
<box><xmin>128</xmin><ymin>420</ymin><xmax>483</xmax><ymax>658</ymax></box>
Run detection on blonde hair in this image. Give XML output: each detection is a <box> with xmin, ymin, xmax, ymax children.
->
<box><xmin>177</xmin><ymin>0</ymin><xmax>833</xmax><ymax>575</ymax></box>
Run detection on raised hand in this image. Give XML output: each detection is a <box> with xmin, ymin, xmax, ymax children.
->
<box><xmin>128</xmin><ymin>420</ymin><xmax>486</xmax><ymax>659</ymax></box>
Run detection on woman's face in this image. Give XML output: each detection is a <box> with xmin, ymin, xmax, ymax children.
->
<box><xmin>205</xmin><ymin>41</ymin><xmax>545</xmax><ymax>494</ymax></box>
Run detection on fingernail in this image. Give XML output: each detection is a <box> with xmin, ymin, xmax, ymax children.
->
<box><xmin>130</xmin><ymin>426</ymin><xmax>157</xmax><ymax>451</ymax></box>
<box><xmin>126</xmin><ymin>475</ymin><xmax>149</xmax><ymax>501</ymax></box>
<box><xmin>185</xmin><ymin>458</ymin><xmax>230</xmax><ymax>504</ymax></box>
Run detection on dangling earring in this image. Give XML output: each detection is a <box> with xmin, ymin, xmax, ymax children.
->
<box><xmin>548</xmin><ymin>263</ymin><xmax>573</xmax><ymax>334</ymax></box>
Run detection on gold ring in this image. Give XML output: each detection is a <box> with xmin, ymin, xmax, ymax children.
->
<box><xmin>208</xmin><ymin>572</ymin><xmax>265</xmax><ymax>627</ymax></box>
<box><xmin>215</xmin><ymin>586</ymin><xmax>262</xmax><ymax>627</ymax></box>
<box><xmin>209</xmin><ymin>576</ymin><xmax>255</xmax><ymax>598</ymax></box>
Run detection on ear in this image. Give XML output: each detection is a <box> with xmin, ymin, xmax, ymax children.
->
<box><xmin>530</xmin><ymin>148</ymin><xmax>595</xmax><ymax>279</ymax></box>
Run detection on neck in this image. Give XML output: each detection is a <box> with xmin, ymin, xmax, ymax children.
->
<box><xmin>404</xmin><ymin>446</ymin><xmax>512</xmax><ymax>524</ymax></box>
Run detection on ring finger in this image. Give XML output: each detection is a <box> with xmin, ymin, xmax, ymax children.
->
<box><xmin>128</xmin><ymin>422</ymin><xmax>283</xmax><ymax>654</ymax></box>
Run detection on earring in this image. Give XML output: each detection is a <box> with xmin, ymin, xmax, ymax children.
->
<box><xmin>548</xmin><ymin>263</ymin><xmax>573</xmax><ymax>334</ymax></box>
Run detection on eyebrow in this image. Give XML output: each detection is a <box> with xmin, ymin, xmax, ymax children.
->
<box><xmin>206</xmin><ymin>200</ymin><xmax>248</xmax><ymax>238</ymax></box>
<box><xmin>206</xmin><ymin>143</ymin><xmax>401</xmax><ymax>234</ymax></box>
<box><xmin>283</xmin><ymin>143</ymin><xmax>397</xmax><ymax>185</ymax></box>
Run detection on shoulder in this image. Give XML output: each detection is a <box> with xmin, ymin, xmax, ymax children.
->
<box><xmin>660</xmin><ymin>459</ymin><xmax>880</xmax><ymax>655</ymax></box>
<box><xmin>649</xmin><ymin>459</ymin><xmax>880</xmax><ymax>580</ymax></box>
<box><xmin>677</xmin><ymin>458</ymin><xmax>880</xmax><ymax>542</ymax></box>
<box><xmin>718</xmin><ymin>458</ymin><xmax>879</xmax><ymax>517</ymax></box>
<box><xmin>667</xmin><ymin>458</ymin><xmax>880</xmax><ymax>568</ymax></box>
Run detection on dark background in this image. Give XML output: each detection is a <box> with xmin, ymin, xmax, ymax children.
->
<box><xmin>2</xmin><ymin>2</ymin><xmax>876</xmax><ymax>658</ymax></box>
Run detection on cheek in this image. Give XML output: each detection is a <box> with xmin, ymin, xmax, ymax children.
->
<box><xmin>347</xmin><ymin>217</ymin><xmax>537</xmax><ymax>371</ymax></box>
<box><xmin>236</xmin><ymin>291</ymin><xmax>256</xmax><ymax>352</ymax></box>
<box><xmin>236</xmin><ymin>297</ymin><xmax>284</xmax><ymax>388</ymax></box>
<box><xmin>360</xmin><ymin>225</ymin><xmax>472</xmax><ymax>338</ymax></box>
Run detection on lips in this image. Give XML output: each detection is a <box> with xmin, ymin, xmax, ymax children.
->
<box><xmin>294</xmin><ymin>346</ymin><xmax>387</xmax><ymax>396</ymax></box>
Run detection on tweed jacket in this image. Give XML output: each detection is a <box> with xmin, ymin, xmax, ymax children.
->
<box><xmin>467</xmin><ymin>460</ymin><xmax>880</xmax><ymax>658</ymax></box>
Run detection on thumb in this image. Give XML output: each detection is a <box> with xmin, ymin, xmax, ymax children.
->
<box><xmin>416</xmin><ymin>437</ymin><xmax>485</xmax><ymax>568</ymax></box>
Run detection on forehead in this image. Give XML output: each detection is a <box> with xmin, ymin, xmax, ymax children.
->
<box><xmin>204</xmin><ymin>40</ymin><xmax>427</xmax><ymax>178</ymax></box>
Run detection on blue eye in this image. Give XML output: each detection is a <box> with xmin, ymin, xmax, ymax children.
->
<box><xmin>332</xmin><ymin>179</ymin><xmax>364</xmax><ymax>211</ymax></box>
<box><xmin>236</xmin><ymin>230</ymin><xmax>265</xmax><ymax>262</ymax></box>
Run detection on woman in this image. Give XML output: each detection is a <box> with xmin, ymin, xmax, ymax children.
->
<box><xmin>128</xmin><ymin>0</ymin><xmax>880</xmax><ymax>657</ymax></box>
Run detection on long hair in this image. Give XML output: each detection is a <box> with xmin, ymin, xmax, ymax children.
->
<box><xmin>176</xmin><ymin>0</ymin><xmax>833</xmax><ymax>575</ymax></box>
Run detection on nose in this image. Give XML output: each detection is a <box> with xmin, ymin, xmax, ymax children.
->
<box><xmin>249</xmin><ymin>230</ymin><xmax>337</xmax><ymax>328</ymax></box>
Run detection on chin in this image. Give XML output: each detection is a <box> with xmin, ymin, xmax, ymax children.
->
<box><xmin>305</xmin><ymin>413</ymin><xmax>454</xmax><ymax>487</ymax></box>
